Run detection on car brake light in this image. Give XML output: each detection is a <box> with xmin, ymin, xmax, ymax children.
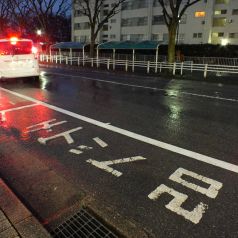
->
<box><xmin>10</xmin><ymin>37</ymin><xmax>18</xmax><ymax>45</ymax></box>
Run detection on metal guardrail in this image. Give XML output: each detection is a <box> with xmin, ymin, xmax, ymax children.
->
<box><xmin>39</xmin><ymin>54</ymin><xmax>238</xmax><ymax>78</ymax></box>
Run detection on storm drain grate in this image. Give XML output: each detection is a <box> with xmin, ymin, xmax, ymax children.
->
<box><xmin>51</xmin><ymin>208</ymin><xmax>119</xmax><ymax>238</ymax></box>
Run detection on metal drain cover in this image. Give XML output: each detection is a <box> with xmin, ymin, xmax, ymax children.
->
<box><xmin>51</xmin><ymin>208</ymin><xmax>119</xmax><ymax>238</ymax></box>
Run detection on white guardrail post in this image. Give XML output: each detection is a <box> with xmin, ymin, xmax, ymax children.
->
<box><xmin>60</xmin><ymin>55</ymin><xmax>62</xmax><ymax>64</ymax></box>
<box><xmin>66</xmin><ymin>56</ymin><xmax>68</xmax><ymax>65</ymax></box>
<box><xmin>147</xmin><ymin>61</ymin><xmax>150</xmax><ymax>73</ymax></box>
<box><xmin>107</xmin><ymin>59</ymin><xmax>110</xmax><ymax>70</ymax></box>
<box><xmin>204</xmin><ymin>64</ymin><xmax>208</xmax><ymax>78</ymax></box>
<box><xmin>78</xmin><ymin>57</ymin><xmax>80</xmax><ymax>66</ymax></box>
<box><xmin>125</xmin><ymin>60</ymin><xmax>128</xmax><ymax>72</ymax></box>
<box><xmin>180</xmin><ymin>62</ymin><xmax>184</xmax><ymax>75</ymax></box>
<box><xmin>173</xmin><ymin>62</ymin><xmax>176</xmax><ymax>75</ymax></box>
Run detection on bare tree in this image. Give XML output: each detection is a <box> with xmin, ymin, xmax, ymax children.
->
<box><xmin>9</xmin><ymin>0</ymin><xmax>33</xmax><ymax>35</ymax></box>
<box><xmin>8</xmin><ymin>0</ymin><xmax>71</xmax><ymax>41</ymax></box>
<box><xmin>0</xmin><ymin>0</ymin><xmax>11</xmax><ymax>35</ymax></box>
<box><xmin>157</xmin><ymin>0</ymin><xmax>201</xmax><ymax>63</ymax></box>
<box><xmin>27</xmin><ymin>0</ymin><xmax>71</xmax><ymax>36</ymax></box>
<box><xmin>74</xmin><ymin>0</ymin><xmax>126</xmax><ymax>57</ymax></box>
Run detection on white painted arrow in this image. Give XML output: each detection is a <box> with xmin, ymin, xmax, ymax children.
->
<box><xmin>86</xmin><ymin>156</ymin><xmax>147</xmax><ymax>177</ymax></box>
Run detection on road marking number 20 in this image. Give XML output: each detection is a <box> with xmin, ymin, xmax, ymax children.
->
<box><xmin>148</xmin><ymin>168</ymin><xmax>223</xmax><ymax>224</ymax></box>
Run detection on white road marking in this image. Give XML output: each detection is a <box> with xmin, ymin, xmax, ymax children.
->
<box><xmin>0</xmin><ymin>112</ymin><xmax>6</xmax><ymax>122</ymax></box>
<box><xmin>93</xmin><ymin>137</ymin><xmax>108</xmax><ymax>148</ymax></box>
<box><xmin>148</xmin><ymin>184</ymin><xmax>208</xmax><ymax>224</ymax></box>
<box><xmin>169</xmin><ymin>168</ymin><xmax>223</xmax><ymax>199</ymax></box>
<box><xmin>26</xmin><ymin>119</ymin><xmax>67</xmax><ymax>133</ymax></box>
<box><xmin>86</xmin><ymin>156</ymin><xmax>147</xmax><ymax>177</ymax></box>
<box><xmin>0</xmin><ymin>103</ymin><xmax>39</xmax><ymax>114</ymax></box>
<box><xmin>69</xmin><ymin>145</ymin><xmax>93</xmax><ymax>155</ymax></box>
<box><xmin>50</xmin><ymin>72</ymin><xmax>238</xmax><ymax>103</ymax></box>
<box><xmin>1</xmin><ymin>87</ymin><xmax>238</xmax><ymax>174</ymax></box>
<box><xmin>38</xmin><ymin>127</ymin><xmax>82</xmax><ymax>145</ymax></box>
<box><xmin>9</xmin><ymin>101</ymin><xmax>15</xmax><ymax>105</ymax></box>
<box><xmin>69</xmin><ymin>149</ymin><xmax>83</xmax><ymax>155</ymax></box>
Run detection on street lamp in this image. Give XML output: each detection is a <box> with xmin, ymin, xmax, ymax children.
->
<box><xmin>36</xmin><ymin>29</ymin><xmax>42</xmax><ymax>36</ymax></box>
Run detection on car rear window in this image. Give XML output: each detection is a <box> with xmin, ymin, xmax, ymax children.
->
<box><xmin>0</xmin><ymin>40</ymin><xmax>32</xmax><ymax>55</ymax></box>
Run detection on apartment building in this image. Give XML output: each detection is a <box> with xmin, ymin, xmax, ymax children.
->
<box><xmin>72</xmin><ymin>0</ymin><xmax>238</xmax><ymax>45</ymax></box>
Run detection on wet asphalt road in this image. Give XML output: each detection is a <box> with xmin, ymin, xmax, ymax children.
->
<box><xmin>0</xmin><ymin>65</ymin><xmax>238</xmax><ymax>237</ymax></box>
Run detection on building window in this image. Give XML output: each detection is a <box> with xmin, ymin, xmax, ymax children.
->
<box><xmin>229</xmin><ymin>33</ymin><xmax>238</xmax><ymax>38</ymax></box>
<box><xmin>177</xmin><ymin>33</ymin><xmax>185</xmax><ymax>43</ymax></box>
<box><xmin>103</xmin><ymin>10</ymin><xmax>109</xmax><ymax>15</ymax></box>
<box><xmin>215</xmin><ymin>0</ymin><xmax>229</xmax><ymax>4</ymax></box>
<box><xmin>103</xmin><ymin>25</ymin><xmax>108</xmax><ymax>31</ymax></box>
<box><xmin>152</xmin><ymin>15</ymin><xmax>165</xmax><ymax>25</ymax></box>
<box><xmin>121</xmin><ymin>34</ymin><xmax>130</xmax><ymax>41</ymax></box>
<box><xmin>74</xmin><ymin>36</ymin><xmax>80</xmax><ymax>42</ymax></box>
<box><xmin>121</xmin><ymin>34</ymin><xmax>144</xmax><ymax>41</ymax></box>
<box><xmin>130</xmin><ymin>34</ymin><xmax>145</xmax><ymax>41</ymax></box>
<box><xmin>110</xmin><ymin>34</ymin><xmax>116</xmax><ymax>39</ymax></box>
<box><xmin>74</xmin><ymin>10</ymin><xmax>83</xmax><ymax>17</ymax></box>
<box><xmin>232</xmin><ymin>9</ymin><xmax>238</xmax><ymax>15</ymax></box>
<box><xmin>193</xmin><ymin>33</ymin><xmax>203</xmax><ymax>38</ymax></box>
<box><xmin>122</xmin><ymin>0</ymin><xmax>148</xmax><ymax>10</ymax></box>
<box><xmin>180</xmin><ymin>14</ymin><xmax>187</xmax><ymax>24</ymax></box>
<box><xmin>163</xmin><ymin>33</ymin><xmax>168</xmax><ymax>41</ymax></box>
<box><xmin>122</xmin><ymin>17</ymin><xmax>148</xmax><ymax>27</ymax></box>
<box><xmin>195</xmin><ymin>11</ymin><xmax>206</xmax><ymax>17</ymax></box>
<box><xmin>214</xmin><ymin>9</ymin><xmax>227</xmax><ymax>15</ymax></box>
<box><xmin>74</xmin><ymin>22</ymin><xmax>90</xmax><ymax>30</ymax></box>
<box><xmin>79</xmin><ymin>35</ymin><xmax>89</xmax><ymax>43</ymax></box>
<box><xmin>111</xmin><ymin>19</ymin><xmax>116</xmax><ymax>23</ymax></box>
<box><xmin>103</xmin><ymin>35</ymin><xmax>108</xmax><ymax>38</ymax></box>
<box><xmin>152</xmin><ymin>34</ymin><xmax>160</xmax><ymax>41</ymax></box>
<box><xmin>213</xmin><ymin>17</ymin><xmax>227</xmax><ymax>26</ymax></box>
<box><xmin>218</xmin><ymin>32</ymin><xmax>224</xmax><ymax>37</ymax></box>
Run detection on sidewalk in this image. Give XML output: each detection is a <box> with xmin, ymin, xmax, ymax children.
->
<box><xmin>0</xmin><ymin>179</ymin><xmax>51</xmax><ymax>238</ymax></box>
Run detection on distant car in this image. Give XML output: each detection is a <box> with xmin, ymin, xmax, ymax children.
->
<box><xmin>0</xmin><ymin>37</ymin><xmax>40</xmax><ymax>79</ymax></box>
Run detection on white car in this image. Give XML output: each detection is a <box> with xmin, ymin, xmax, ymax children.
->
<box><xmin>0</xmin><ymin>37</ymin><xmax>40</xmax><ymax>79</ymax></box>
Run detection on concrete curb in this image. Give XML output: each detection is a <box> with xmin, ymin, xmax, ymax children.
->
<box><xmin>0</xmin><ymin>179</ymin><xmax>51</xmax><ymax>238</ymax></box>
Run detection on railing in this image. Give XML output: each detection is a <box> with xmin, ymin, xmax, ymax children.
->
<box><xmin>48</xmin><ymin>51</ymin><xmax>238</xmax><ymax>66</ymax></box>
<box><xmin>39</xmin><ymin>54</ymin><xmax>238</xmax><ymax>78</ymax></box>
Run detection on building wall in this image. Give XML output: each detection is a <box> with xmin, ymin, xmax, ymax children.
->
<box><xmin>72</xmin><ymin>0</ymin><xmax>238</xmax><ymax>45</ymax></box>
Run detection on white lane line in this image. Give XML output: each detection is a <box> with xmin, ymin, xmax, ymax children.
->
<box><xmin>49</xmin><ymin>72</ymin><xmax>238</xmax><ymax>103</ymax></box>
<box><xmin>0</xmin><ymin>103</ymin><xmax>39</xmax><ymax>113</ymax></box>
<box><xmin>1</xmin><ymin>86</ymin><xmax>238</xmax><ymax>174</ymax></box>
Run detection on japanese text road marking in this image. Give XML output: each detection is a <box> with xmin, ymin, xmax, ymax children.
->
<box><xmin>1</xmin><ymin>87</ymin><xmax>238</xmax><ymax>174</ymax></box>
<box><xmin>86</xmin><ymin>156</ymin><xmax>147</xmax><ymax>177</ymax></box>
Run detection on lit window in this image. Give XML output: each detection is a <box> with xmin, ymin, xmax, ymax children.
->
<box><xmin>215</xmin><ymin>9</ymin><xmax>227</xmax><ymax>15</ymax></box>
<box><xmin>195</xmin><ymin>11</ymin><xmax>206</xmax><ymax>17</ymax></box>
